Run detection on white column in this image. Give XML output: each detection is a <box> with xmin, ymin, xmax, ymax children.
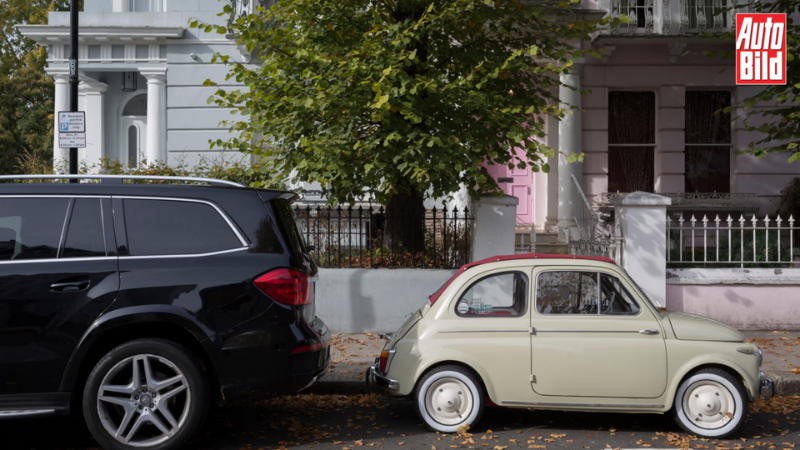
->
<box><xmin>612</xmin><ymin>192</ymin><xmax>671</xmax><ymax>307</ymax></box>
<box><xmin>79</xmin><ymin>81</ymin><xmax>108</xmax><ymax>172</ymax></box>
<box><xmin>49</xmin><ymin>71</ymin><xmax>70</xmax><ymax>172</ymax></box>
<box><xmin>470</xmin><ymin>195</ymin><xmax>519</xmax><ymax>261</ymax></box>
<box><xmin>544</xmin><ymin>103</ymin><xmax>560</xmax><ymax>232</ymax></box>
<box><xmin>141</xmin><ymin>68</ymin><xmax>167</xmax><ymax>164</ymax></box>
<box><xmin>556</xmin><ymin>61</ymin><xmax>584</xmax><ymax>241</ymax></box>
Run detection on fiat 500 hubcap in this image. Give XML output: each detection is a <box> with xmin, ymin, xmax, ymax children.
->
<box><xmin>683</xmin><ymin>380</ymin><xmax>735</xmax><ymax>429</ymax></box>
<box><xmin>425</xmin><ymin>378</ymin><xmax>472</xmax><ymax>426</ymax></box>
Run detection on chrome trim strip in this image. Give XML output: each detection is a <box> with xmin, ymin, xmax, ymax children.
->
<box><xmin>113</xmin><ymin>195</ymin><xmax>249</xmax><ymax>247</ymax></box>
<box><xmin>0</xmin><ymin>174</ymin><xmax>244</xmax><ymax>187</ymax></box>
<box><xmin>438</xmin><ymin>330</ymin><xmax>529</xmax><ymax>333</ymax></box>
<box><xmin>119</xmin><ymin>247</ymin><xmax>249</xmax><ymax>260</ymax></box>
<box><xmin>0</xmin><ymin>409</ymin><xmax>56</xmax><ymax>418</ymax></box>
<box><xmin>0</xmin><ymin>256</ymin><xmax>118</xmax><ymax>265</ymax></box>
<box><xmin>501</xmin><ymin>401</ymin><xmax>664</xmax><ymax>408</ymax></box>
<box><xmin>0</xmin><ymin>195</ymin><xmax>112</xmax><ymax>198</ymax></box>
<box><xmin>534</xmin><ymin>330</ymin><xmax>643</xmax><ymax>333</ymax></box>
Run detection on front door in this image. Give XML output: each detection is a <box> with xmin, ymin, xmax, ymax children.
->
<box><xmin>0</xmin><ymin>197</ymin><xmax>119</xmax><ymax>394</ymax></box>
<box><xmin>121</xmin><ymin>116</ymin><xmax>147</xmax><ymax>168</ymax></box>
<box><xmin>485</xmin><ymin>147</ymin><xmax>533</xmax><ymax>225</ymax></box>
<box><xmin>529</xmin><ymin>267</ymin><xmax>667</xmax><ymax>399</ymax></box>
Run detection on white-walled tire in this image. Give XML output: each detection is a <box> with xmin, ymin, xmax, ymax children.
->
<box><xmin>672</xmin><ymin>368</ymin><xmax>748</xmax><ymax>439</ymax></box>
<box><xmin>414</xmin><ymin>365</ymin><xmax>485</xmax><ymax>433</ymax></box>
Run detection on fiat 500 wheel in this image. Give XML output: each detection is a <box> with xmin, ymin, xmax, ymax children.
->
<box><xmin>415</xmin><ymin>365</ymin><xmax>485</xmax><ymax>433</ymax></box>
<box><xmin>83</xmin><ymin>339</ymin><xmax>210</xmax><ymax>450</ymax></box>
<box><xmin>672</xmin><ymin>368</ymin><xmax>748</xmax><ymax>438</ymax></box>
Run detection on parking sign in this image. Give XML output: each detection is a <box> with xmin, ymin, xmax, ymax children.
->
<box><xmin>58</xmin><ymin>112</ymin><xmax>86</xmax><ymax>133</ymax></box>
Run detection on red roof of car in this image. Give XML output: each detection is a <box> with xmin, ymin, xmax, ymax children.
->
<box><xmin>428</xmin><ymin>253</ymin><xmax>617</xmax><ymax>304</ymax></box>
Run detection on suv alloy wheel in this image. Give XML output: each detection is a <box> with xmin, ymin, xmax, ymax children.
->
<box><xmin>83</xmin><ymin>339</ymin><xmax>210</xmax><ymax>450</ymax></box>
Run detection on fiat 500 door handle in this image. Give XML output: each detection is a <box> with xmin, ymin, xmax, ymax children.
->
<box><xmin>639</xmin><ymin>329</ymin><xmax>660</xmax><ymax>335</ymax></box>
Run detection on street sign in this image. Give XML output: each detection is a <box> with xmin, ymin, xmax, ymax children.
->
<box><xmin>58</xmin><ymin>111</ymin><xmax>85</xmax><ymax>133</ymax></box>
<box><xmin>59</xmin><ymin>133</ymin><xmax>86</xmax><ymax>149</ymax></box>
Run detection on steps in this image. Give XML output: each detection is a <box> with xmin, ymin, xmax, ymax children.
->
<box><xmin>515</xmin><ymin>228</ymin><xmax>569</xmax><ymax>255</ymax></box>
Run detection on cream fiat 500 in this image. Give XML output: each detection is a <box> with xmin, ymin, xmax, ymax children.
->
<box><xmin>368</xmin><ymin>253</ymin><xmax>773</xmax><ymax>438</ymax></box>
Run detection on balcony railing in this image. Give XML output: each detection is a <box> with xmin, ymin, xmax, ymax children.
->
<box><xmin>605</xmin><ymin>0</ymin><xmax>745</xmax><ymax>35</ymax></box>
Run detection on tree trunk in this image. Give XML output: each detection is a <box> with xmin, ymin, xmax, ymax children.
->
<box><xmin>385</xmin><ymin>190</ymin><xmax>426</xmax><ymax>255</ymax></box>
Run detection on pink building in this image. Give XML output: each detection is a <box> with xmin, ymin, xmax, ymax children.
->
<box><xmin>491</xmin><ymin>0</ymin><xmax>798</xmax><ymax>237</ymax></box>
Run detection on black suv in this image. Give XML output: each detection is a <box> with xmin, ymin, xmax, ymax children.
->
<box><xmin>0</xmin><ymin>175</ymin><xmax>330</xmax><ymax>450</ymax></box>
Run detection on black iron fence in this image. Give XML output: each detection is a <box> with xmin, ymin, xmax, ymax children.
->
<box><xmin>293</xmin><ymin>203</ymin><xmax>473</xmax><ymax>269</ymax></box>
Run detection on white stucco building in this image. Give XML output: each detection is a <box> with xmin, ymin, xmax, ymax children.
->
<box><xmin>17</xmin><ymin>0</ymin><xmax>267</xmax><ymax>171</ymax></box>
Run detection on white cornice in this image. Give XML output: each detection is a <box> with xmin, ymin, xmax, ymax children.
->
<box><xmin>16</xmin><ymin>25</ymin><xmax>185</xmax><ymax>44</ymax></box>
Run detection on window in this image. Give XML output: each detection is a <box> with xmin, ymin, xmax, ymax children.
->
<box><xmin>271</xmin><ymin>199</ymin><xmax>307</xmax><ymax>255</ymax></box>
<box><xmin>536</xmin><ymin>271</ymin><xmax>599</xmax><ymax>315</ymax></box>
<box><xmin>64</xmin><ymin>199</ymin><xmax>106</xmax><ymax>258</ymax></box>
<box><xmin>455</xmin><ymin>272</ymin><xmax>528</xmax><ymax>317</ymax></box>
<box><xmin>127</xmin><ymin>0</ymin><xmax>163</xmax><ymax>12</ymax></box>
<box><xmin>687</xmin><ymin>0</ymin><xmax>728</xmax><ymax>31</ymax></box>
<box><xmin>608</xmin><ymin>92</ymin><xmax>656</xmax><ymax>193</ymax></box>
<box><xmin>0</xmin><ymin>198</ymin><xmax>70</xmax><ymax>261</ymax></box>
<box><xmin>127</xmin><ymin>126</ymin><xmax>139</xmax><ymax>169</ymax></box>
<box><xmin>624</xmin><ymin>0</ymin><xmax>653</xmax><ymax>30</ymax></box>
<box><xmin>122</xmin><ymin>94</ymin><xmax>147</xmax><ymax>116</ymax></box>
<box><xmin>599</xmin><ymin>274</ymin><xmax>641</xmax><ymax>315</ymax></box>
<box><xmin>685</xmin><ymin>91</ymin><xmax>732</xmax><ymax>193</ymax></box>
<box><xmin>123</xmin><ymin>199</ymin><xmax>243</xmax><ymax>256</ymax></box>
<box><xmin>536</xmin><ymin>271</ymin><xmax>641</xmax><ymax>315</ymax></box>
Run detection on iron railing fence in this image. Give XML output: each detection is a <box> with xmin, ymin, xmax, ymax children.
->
<box><xmin>667</xmin><ymin>214</ymin><xmax>797</xmax><ymax>268</ymax></box>
<box><xmin>571</xmin><ymin>174</ymin><xmax>599</xmax><ymax>239</ymax></box>
<box><xmin>293</xmin><ymin>203</ymin><xmax>473</xmax><ymax>269</ymax></box>
<box><xmin>568</xmin><ymin>223</ymin><xmax>625</xmax><ymax>264</ymax></box>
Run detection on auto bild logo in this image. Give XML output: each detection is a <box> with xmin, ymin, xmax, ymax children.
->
<box><xmin>736</xmin><ymin>13</ymin><xmax>787</xmax><ymax>85</ymax></box>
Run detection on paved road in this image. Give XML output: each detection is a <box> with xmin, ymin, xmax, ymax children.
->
<box><xmin>3</xmin><ymin>393</ymin><xmax>800</xmax><ymax>450</ymax></box>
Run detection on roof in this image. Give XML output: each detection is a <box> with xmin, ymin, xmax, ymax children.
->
<box><xmin>429</xmin><ymin>253</ymin><xmax>617</xmax><ymax>304</ymax></box>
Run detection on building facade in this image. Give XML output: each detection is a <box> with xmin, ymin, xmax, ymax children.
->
<box><xmin>17</xmin><ymin>0</ymin><xmax>265</xmax><ymax>171</ymax></box>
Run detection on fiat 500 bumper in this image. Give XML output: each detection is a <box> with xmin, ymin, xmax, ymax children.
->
<box><xmin>760</xmin><ymin>371</ymin><xmax>774</xmax><ymax>400</ymax></box>
<box><xmin>367</xmin><ymin>364</ymin><xmax>399</xmax><ymax>391</ymax></box>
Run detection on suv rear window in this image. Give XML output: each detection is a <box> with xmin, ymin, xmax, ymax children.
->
<box><xmin>123</xmin><ymin>199</ymin><xmax>243</xmax><ymax>256</ymax></box>
<box><xmin>271</xmin><ymin>199</ymin><xmax>306</xmax><ymax>256</ymax></box>
<box><xmin>0</xmin><ymin>197</ymin><xmax>70</xmax><ymax>261</ymax></box>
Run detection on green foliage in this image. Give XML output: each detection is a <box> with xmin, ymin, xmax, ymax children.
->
<box><xmin>667</xmin><ymin>229</ymin><xmax>792</xmax><ymax>268</ymax></box>
<box><xmin>0</xmin><ymin>0</ymin><xmax>80</xmax><ymax>175</ymax></box>
<box><xmin>709</xmin><ymin>0</ymin><xmax>800</xmax><ymax>163</ymax></box>
<box><xmin>192</xmin><ymin>0</ymin><xmax>614</xmax><ymax>204</ymax></box>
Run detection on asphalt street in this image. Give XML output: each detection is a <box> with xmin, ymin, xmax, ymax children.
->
<box><xmin>2</xmin><ymin>392</ymin><xmax>800</xmax><ymax>450</ymax></box>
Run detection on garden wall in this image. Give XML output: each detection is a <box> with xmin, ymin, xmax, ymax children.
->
<box><xmin>315</xmin><ymin>268</ymin><xmax>457</xmax><ymax>334</ymax></box>
<box><xmin>666</xmin><ymin>268</ymin><xmax>800</xmax><ymax>330</ymax></box>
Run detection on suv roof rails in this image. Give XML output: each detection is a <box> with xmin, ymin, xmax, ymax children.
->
<box><xmin>0</xmin><ymin>174</ymin><xmax>245</xmax><ymax>188</ymax></box>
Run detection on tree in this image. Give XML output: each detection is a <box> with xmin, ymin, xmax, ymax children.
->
<box><xmin>712</xmin><ymin>0</ymin><xmax>800</xmax><ymax>162</ymax></box>
<box><xmin>194</xmin><ymin>0</ymin><xmax>612</xmax><ymax>249</ymax></box>
<box><xmin>0</xmin><ymin>0</ymin><xmax>76</xmax><ymax>174</ymax></box>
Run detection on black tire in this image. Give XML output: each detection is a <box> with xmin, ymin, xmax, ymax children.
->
<box><xmin>82</xmin><ymin>338</ymin><xmax>210</xmax><ymax>450</ymax></box>
<box><xmin>414</xmin><ymin>365</ymin><xmax>485</xmax><ymax>433</ymax></box>
<box><xmin>672</xmin><ymin>367</ymin><xmax>748</xmax><ymax>439</ymax></box>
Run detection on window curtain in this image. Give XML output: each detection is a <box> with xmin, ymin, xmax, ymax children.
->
<box><xmin>608</xmin><ymin>92</ymin><xmax>656</xmax><ymax>193</ymax></box>
<box><xmin>685</xmin><ymin>91</ymin><xmax>732</xmax><ymax>193</ymax></box>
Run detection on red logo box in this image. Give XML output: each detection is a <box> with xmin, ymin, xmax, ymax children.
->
<box><xmin>736</xmin><ymin>13</ymin><xmax>787</xmax><ymax>85</ymax></box>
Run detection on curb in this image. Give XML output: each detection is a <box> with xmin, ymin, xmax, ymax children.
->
<box><xmin>764</xmin><ymin>370</ymin><xmax>800</xmax><ymax>397</ymax></box>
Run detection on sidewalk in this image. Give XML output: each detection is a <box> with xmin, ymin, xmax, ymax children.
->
<box><xmin>317</xmin><ymin>332</ymin><xmax>800</xmax><ymax>396</ymax></box>
<box><xmin>743</xmin><ymin>330</ymin><xmax>800</xmax><ymax>396</ymax></box>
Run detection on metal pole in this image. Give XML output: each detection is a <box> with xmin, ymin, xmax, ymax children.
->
<box><xmin>69</xmin><ymin>0</ymin><xmax>79</xmax><ymax>180</ymax></box>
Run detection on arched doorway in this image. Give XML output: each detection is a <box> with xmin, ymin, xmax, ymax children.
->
<box><xmin>120</xmin><ymin>94</ymin><xmax>147</xmax><ymax>168</ymax></box>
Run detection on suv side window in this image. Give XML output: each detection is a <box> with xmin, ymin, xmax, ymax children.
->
<box><xmin>455</xmin><ymin>271</ymin><xmax>528</xmax><ymax>317</ymax></box>
<box><xmin>0</xmin><ymin>198</ymin><xmax>70</xmax><ymax>261</ymax></box>
<box><xmin>536</xmin><ymin>271</ymin><xmax>641</xmax><ymax>315</ymax></box>
<box><xmin>123</xmin><ymin>199</ymin><xmax>243</xmax><ymax>256</ymax></box>
<box><xmin>63</xmin><ymin>198</ymin><xmax>106</xmax><ymax>258</ymax></box>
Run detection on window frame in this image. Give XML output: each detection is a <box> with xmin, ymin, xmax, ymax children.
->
<box><xmin>0</xmin><ymin>195</ymin><xmax>115</xmax><ymax>264</ymax></box>
<box><xmin>533</xmin><ymin>269</ymin><xmax>642</xmax><ymax>318</ymax></box>
<box><xmin>607</xmin><ymin>90</ymin><xmax>658</xmax><ymax>193</ymax></box>
<box><xmin>684</xmin><ymin>89</ymin><xmax>734</xmax><ymax>193</ymax></box>
<box><xmin>114</xmin><ymin>196</ymin><xmax>250</xmax><ymax>259</ymax></box>
<box><xmin>453</xmin><ymin>270</ymin><xmax>530</xmax><ymax>318</ymax></box>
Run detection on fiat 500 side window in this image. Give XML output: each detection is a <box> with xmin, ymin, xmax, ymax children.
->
<box><xmin>536</xmin><ymin>271</ymin><xmax>640</xmax><ymax>315</ymax></box>
<box><xmin>454</xmin><ymin>271</ymin><xmax>528</xmax><ymax>317</ymax></box>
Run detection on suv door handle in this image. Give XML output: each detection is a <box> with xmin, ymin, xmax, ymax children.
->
<box><xmin>50</xmin><ymin>280</ymin><xmax>91</xmax><ymax>292</ymax></box>
<box><xmin>639</xmin><ymin>329</ymin><xmax>660</xmax><ymax>335</ymax></box>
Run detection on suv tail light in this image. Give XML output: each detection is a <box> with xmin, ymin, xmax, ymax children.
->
<box><xmin>254</xmin><ymin>268</ymin><xmax>311</xmax><ymax>306</ymax></box>
<box><xmin>378</xmin><ymin>349</ymin><xmax>395</xmax><ymax>373</ymax></box>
